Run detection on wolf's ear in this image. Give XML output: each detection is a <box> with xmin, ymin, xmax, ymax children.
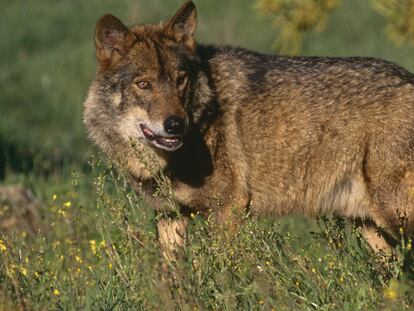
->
<box><xmin>165</xmin><ymin>1</ymin><xmax>197</xmax><ymax>52</ymax></box>
<box><xmin>94</xmin><ymin>14</ymin><xmax>135</xmax><ymax>68</ymax></box>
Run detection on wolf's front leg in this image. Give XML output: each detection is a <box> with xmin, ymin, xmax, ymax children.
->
<box><xmin>361</xmin><ymin>222</ymin><xmax>393</xmax><ymax>254</ymax></box>
<box><xmin>157</xmin><ymin>216</ymin><xmax>188</xmax><ymax>260</ymax></box>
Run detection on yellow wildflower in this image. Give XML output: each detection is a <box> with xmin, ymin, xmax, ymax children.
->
<box><xmin>53</xmin><ymin>289</ymin><xmax>60</xmax><ymax>296</ymax></box>
<box><xmin>75</xmin><ymin>255</ymin><xmax>82</xmax><ymax>263</ymax></box>
<box><xmin>63</xmin><ymin>201</ymin><xmax>71</xmax><ymax>208</ymax></box>
<box><xmin>407</xmin><ymin>239</ymin><xmax>412</xmax><ymax>251</ymax></box>
<box><xmin>52</xmin><ymin>194</ymin><xmax>58</xmax><ymax>201</ymax></box>
<box><xmin>108</xmin><ymin>263</ymin><xmax>113</xmax><ymax>270</ymax></box>
<box><xmin>385</xmin><ymin>288</ymin><xmax>398</xmax><ymax>300</ymax></box>
<box><xmin>20</xmin><ymin>267</ymin><xmax>27</xmax><ymax>276</ymax></box>
<box><xmin>0</xmin><ymin>239</ymin><xmax>6</xmax><ymax>252</ymax></box>
<box><xmin>89</xmin><ymin>240</ymin><xmax>97</xmax><ymax>255</ymax></box>
<box><xmin>384</xmin><ymin>279</ymin><xmax>399</xmax><ymax>300</ymax></box>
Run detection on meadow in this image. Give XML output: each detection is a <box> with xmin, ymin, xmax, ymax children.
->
<box><xmin>1</xmin><ymin>0</ymin><xmax>414</xmax><ymax>309</ymax></box>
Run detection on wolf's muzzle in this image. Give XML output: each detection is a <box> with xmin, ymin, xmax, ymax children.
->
<box><xmin>139</xmin><ymin>123</ymin><xmax>184</xmax><ymax>152</ymax></box>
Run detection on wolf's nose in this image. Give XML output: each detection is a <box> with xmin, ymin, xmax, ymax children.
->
<box><xmin>164</xmin><ymin>116</ymin><xmax>186</xmax><ymax>135</ymax></box>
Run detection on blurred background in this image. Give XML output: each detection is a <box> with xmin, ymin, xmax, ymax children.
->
<box><xmin>1</xmin><ymin>0</ymin><xmax>414</xmax><ymax>182</ymax></box>
<box><xmin>2</xmin><ymin>1</ymin><xmax>414</xmax><ymax>308</ymax></box>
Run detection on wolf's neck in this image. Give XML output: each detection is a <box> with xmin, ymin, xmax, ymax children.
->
<box><xmin>196</xmin><ymin>44</ymin><xmax>261</xmax><ymax>117</ymax></box>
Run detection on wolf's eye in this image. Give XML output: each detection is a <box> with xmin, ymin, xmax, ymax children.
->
<box><xmin>136</xmin><ymin>80</ymin><xmax>150</xmax><ymax>90</ymax></box>
<box><xmin>177</xmin><ymin>71</ymin><xmax>188</xmax><ymax>86</ymax></box>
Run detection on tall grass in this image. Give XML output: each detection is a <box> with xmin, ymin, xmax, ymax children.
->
<box><xmin>1</xmin><ymin>161</ymin><xmax>413</xmax><ymax>310</ymax></box>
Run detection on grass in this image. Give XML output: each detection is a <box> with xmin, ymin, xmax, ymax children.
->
<box><xmin>1</xmin><ymin>0</ymin><xmax>414</xmax><ymax>309</ymax></box>
<box><xmin>1</xmin><ymin>162</ymin><xmax>414</xmax><ymax>310</ymax></box>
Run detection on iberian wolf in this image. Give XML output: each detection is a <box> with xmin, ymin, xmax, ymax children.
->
<box><xmin>84</xmin><ymin>1</ymin><xmax>414</xmax><ymax>254</ymax></box>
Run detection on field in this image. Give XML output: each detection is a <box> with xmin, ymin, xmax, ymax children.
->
<box><xmin>1</xmin><ymin>0</ymin><xmax>414</xmax><ymax>309</ymax></box>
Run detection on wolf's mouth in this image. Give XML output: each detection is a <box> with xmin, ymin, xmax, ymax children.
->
<box><xmin>139</xmin><ymin>123</ymin><xmax>183</xmax><ymax>151</ymax></box>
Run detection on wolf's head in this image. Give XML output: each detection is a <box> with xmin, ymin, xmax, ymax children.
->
<box><xmin>84</xmin><ymin>1</ymin><xmax>204</xmax><ymax>177</ymax></box>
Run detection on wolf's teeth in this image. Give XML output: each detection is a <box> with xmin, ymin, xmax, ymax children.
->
<box><xmin>165</xmin><ymin>138</ymin><xmax>178</xmax><ymax>143</ymax></box>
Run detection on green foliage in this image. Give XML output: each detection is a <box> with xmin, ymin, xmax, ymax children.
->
<box><xmin>372</xmin><ymin>0</ymin><xmax>414</xmax><ymax>45</ymax></box>
<box><xmin>257</xmin><ymin>0</ymin><xmax>414</xmax><ymax>55</ymax></box>
<box><xmin>256</xmin><ymin>0</ymin><xmax>339</xmax><ymax>55</ymax></box>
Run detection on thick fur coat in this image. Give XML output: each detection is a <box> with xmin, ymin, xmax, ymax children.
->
<box><xmin>84</xmin><ymin>1</ymin><xmax>414</xmax><ymax>253</ymax></box>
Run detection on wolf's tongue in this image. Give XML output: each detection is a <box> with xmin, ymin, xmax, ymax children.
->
<box><xmin>140</xmin><ymin>124</ymin><xmax>156</xmax><ymax>139</ymax></box>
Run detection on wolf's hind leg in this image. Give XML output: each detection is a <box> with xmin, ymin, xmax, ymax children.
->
<box><xmin>369</xmin><ymin>169</ymin><xmax>414</xmax><ymax>246</ymax></box>
<box><xmin>157</xmin><ymin>217</ymin><xmax>188</xmax><ymax>260</ymax></box>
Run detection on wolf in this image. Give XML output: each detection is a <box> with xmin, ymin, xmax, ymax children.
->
<box><xmin>84</xmin><ymin>1</ymin><xmax>414</xmax><ymax>255</ymax></box>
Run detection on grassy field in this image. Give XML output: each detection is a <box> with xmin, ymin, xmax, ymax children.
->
<box><xmin>1</xmin><ymin>0</ymin><xmax>414</xmax><ymax>309</ymax></box>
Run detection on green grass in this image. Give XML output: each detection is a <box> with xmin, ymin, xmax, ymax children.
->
<box><xmin>1</xmin><ymin>163</ymin><xmax>413</xmax><ymax>310</ymax></box>
<box><xmin>1</xmin><ymin>0</ymin><xmax>414</xmax><ymax>309</ymax></box>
